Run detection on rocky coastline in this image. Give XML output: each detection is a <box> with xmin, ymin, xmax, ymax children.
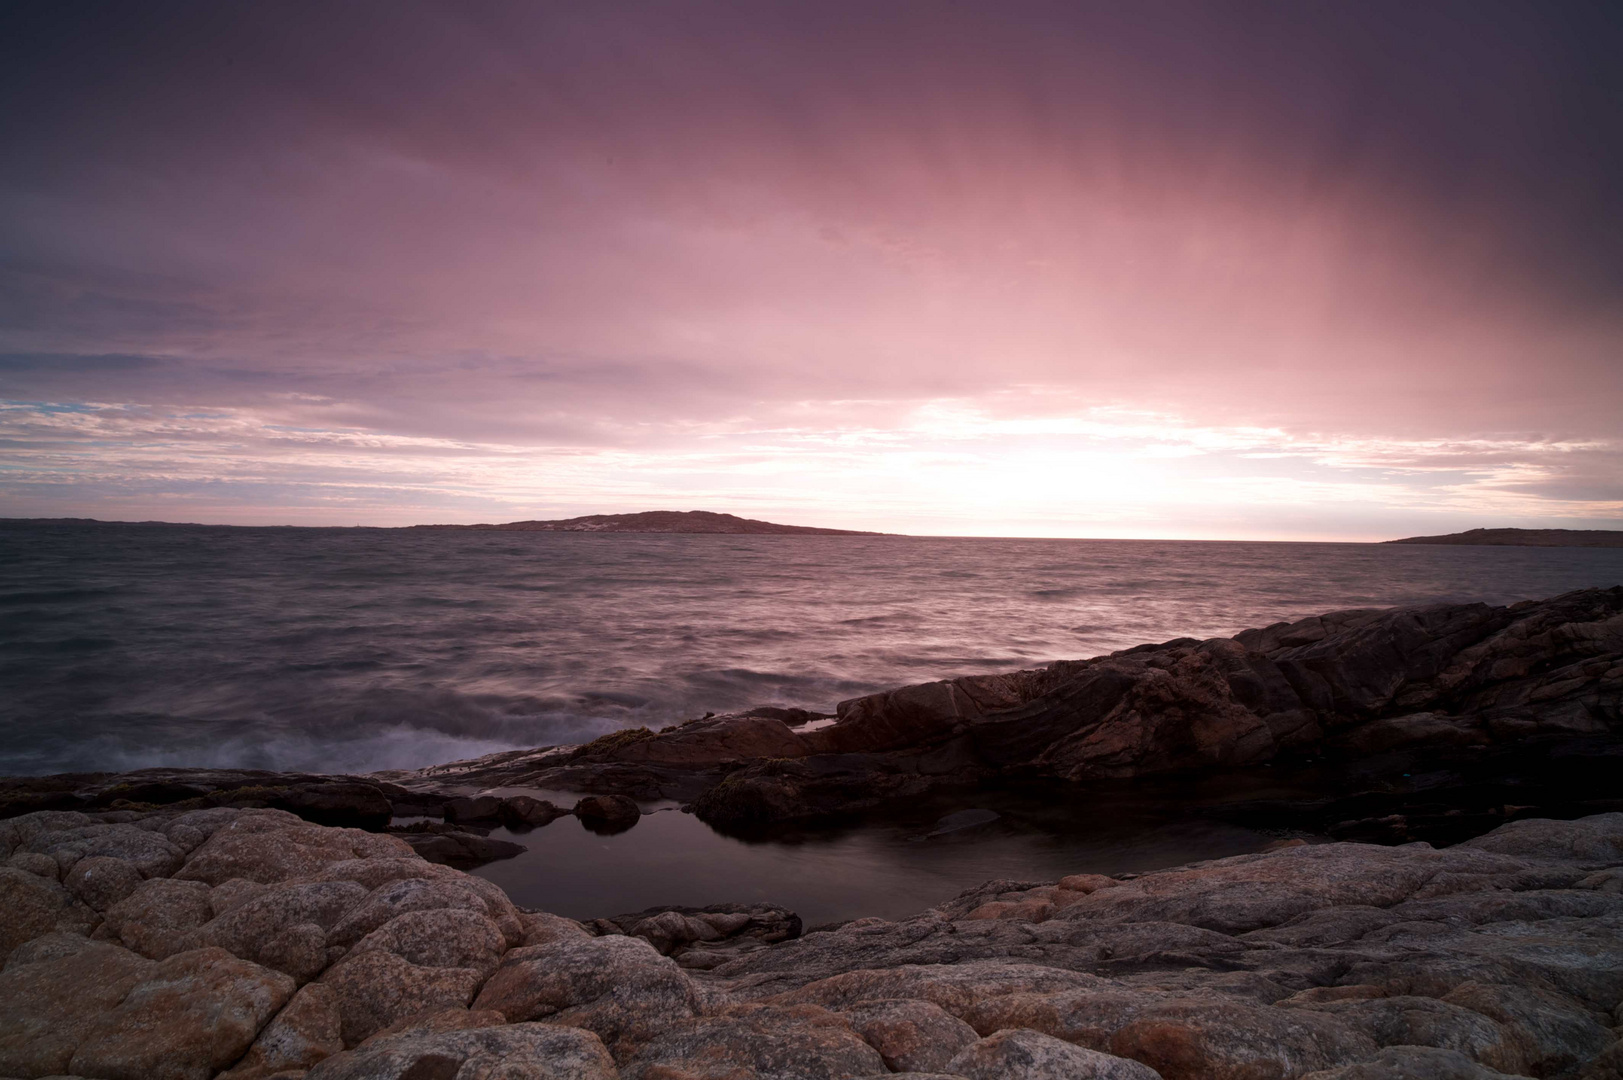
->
<box><xmin>4</xmin><ymin>802</ymin><xmax>1622</xmax><ymax>1079</ymax></box>
<box><xmin>3</xmin><ymin>586</ymin><xmax>1622</xmax><ymax>1078</ymax></box>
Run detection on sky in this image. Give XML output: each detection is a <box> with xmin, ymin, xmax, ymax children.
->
<box><xmin>1</xmin><ymin>1</ymin><xmax>1620</xmax><ymax>539</ymax></box>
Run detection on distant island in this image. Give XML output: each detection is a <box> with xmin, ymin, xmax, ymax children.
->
<box><xmin>408</xmin><ymin>510</ymin><xmax>882</xmax><ymax>535</ymax></box>
<box><xmin>1387</xmin><ymin>527</ymin><xmax>1623</xmax><ymax>548</ymax></box>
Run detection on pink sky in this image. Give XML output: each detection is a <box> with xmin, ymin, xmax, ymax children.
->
<box><xmin>1</xmin><ymin>1</ymin><xmax>1619</xmax><ymax>538</ymax></box>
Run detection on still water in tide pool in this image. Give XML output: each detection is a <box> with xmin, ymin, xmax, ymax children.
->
<box><xmin>470</xmin><ymin>792</ymin><xmax>1279</xmax><ymax>927</ymax></box>
<box><xmin>4</xmin><ymin>520</ymin><xmax>1623</xmax><ymax>776</ymax></box>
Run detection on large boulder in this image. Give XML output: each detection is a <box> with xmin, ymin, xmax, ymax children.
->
<box><xmin>604</xmin><ymin>714</ymin><xmax>814</xmax><ymax>766</ymax></box>
<box><xmin>839</xmin><ymin>997</ymin><xmax>980</xmax><ymax>1072</ymax></box>
<box><xmin>220</xmin><ymin>981</ymin><xmax>345</xmax><ymax>1080</ymax></box>
<box><xmin>176</xmin><ymin>814</ymin><xmax>414</xmax><ymax>885</ymax></box>
<box><xmin>574</xmin><ymin>794</ymin><xmax>642</xmax><ymax>833</ymax></box>
<box><xmin>0</xmin><ymin>865</ymin><xmax>86</xmax><ymax>962</ymax></box>
<box><xmin>474</xmin><ymin>934</ymin><xmax>697</xmax><ymax>1046</ymax></box>
<box><xmin>182</xmin><ymin>879</ymin><xmax>369</xmax><ymax>981</ymax></box>
<box><xmin>63</xmin><ymin>853</ymin><xmax>145</xmax><ymax>910</ymax></box>
<box><xmin>619</xmin><ymin>1004</ymin><xmax>889</xmax><ymax>1079</ymax></box>
<box><xmin>0</xmin><ymin>941</ymin><xmax>293</xmax><ymax>1080</ymax></box>
<box><xmin>10</xmin><ymin>816</ymin><xmax>187</xmax><ymax>879</ymax></box>
<box><xmin>319</xmin><ymin>947</ymin><xmax>489</xmax><ymax>1048</ymax></box>
<box><xmin>327</xmin><ymin>873</ymin><xmax>522</xmax><ymax>950</ymax></box>
<box><xmin>945</xmin><ymin>1027</ymin><xmax>1163</xmax><ymax>1080</ymax></box>
<box><xmin>1107</xmin><ymin>999</ymin><xmax>1378</xmax><ymax>1080</ymax></box>
<box><xmin>305</xmin><ymin>1021</ymin><xmax>618</xmax><ymax>1080</ymax></box>
<box><xmin>391</xmin><ymin>824</ymin><xmax>527</xmax><ymax>868</ymax></box>
<box><xmin>320</xmin><ymin>908</ymin><xmax>508</xmax><ymax>1046</ymax></box>
<box><xmin>100</xmin><ymin>876</ymin><xmax>217</xmax><ymax>959</ymax></box>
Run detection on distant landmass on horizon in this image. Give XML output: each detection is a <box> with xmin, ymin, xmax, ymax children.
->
<box><xmin>1387</xmin><ymin>527</ymin><xmax>1623</xmax><ymax>548</ymax></box>
<box><xmin>408</xmin><ymin>510</ymin><xmax>882</xmax><ymax>535</ymax></box>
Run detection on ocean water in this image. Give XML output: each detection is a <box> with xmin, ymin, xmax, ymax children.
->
<box><xmin>4</xmin><ymin>520</ymin><xmax>1622</xmax><ymax>777</ymax></box>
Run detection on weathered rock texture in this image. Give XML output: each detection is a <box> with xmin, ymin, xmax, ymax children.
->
<box><xmin>2</xmin><ymin>802</ymin><xmax>1621</xmax><ymax>1079</ymax></box>
<box><xmin>374</xmin><ymin>588</ymin><xmax>1623</xmax><ymax>839</ymax></box>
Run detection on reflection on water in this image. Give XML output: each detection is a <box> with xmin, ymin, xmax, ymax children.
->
<box><xmin>472</xmin><ymin>793</ymin><xmax>1286</xmax><ymax>927</ymax></box>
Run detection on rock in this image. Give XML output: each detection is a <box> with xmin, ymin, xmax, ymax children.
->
<box><xmin>327</xmin><ymin>874</ymin><xmax>521</xmax><ymax>950</ymax></box>
<box><xmin>946</xmin><ymin>1027</ymin><xmax>1164</xmax><ymax>1079</ymax></box>
<box><xmin>100</xmin><ymin>877</ymin><xmax>217</xmax><ymax>958</ymax></box>
<box><xmin>772</xmin><ymin>960</ymin><xmax>1113</xmax><ymax>1015</ymax></box>
<box><xmin>347</xmin><ymin>908</ymin><xmax>507</xmax><ymax>978</ymax></box>
<box><xmin>355</xmin><ymin>1005</ymin><xmax>508</xmax><ymax>1045</ymax></box>
<box><xmin>269</xmin><ymin>782</ymin><xmax>395</xmax><ymax>830</ymax></box>
<box><xmin>308</xmin><ymin>855</ymin><xmax>457</xmax><ymax>890</ymax></box>
<box><xmin>69</xmin><ymin>948</ymin><xmax>295</xmax><ymax>1080</ymax></box>
<box><xmin>607</xmin><ymin>901</ymin><xmax>801</xmax><ymax>958</ymax></box>
<box><xmin>839</xmin><ymin>997</ymin><xmax>980</xmax><ymax>1072</ymax></box>
<box><xmin>1440</xmin><ymin>980</ymin><xmax>1613</xmax><ymax>1076</ymax></box>
<box><xmin>176</xmin><ymin>814</ymin><xmax>415</xmax><ymax>885</ymax></box>
<box><xmin>319</xmin><ymin>947</ymin><xmax>488</xmax><ymax>1047</ymax></box>
<box><xmin>63</xmin><ymin>854</ymin><xmax>145</xmax><ymax>910</ymax></box>
<box><xmin>0</xmin><ymin>865</ymin><xmax>80</xmax><ymax>962</ymax></box>
<box><xmin>3</xmin><ymin>929</ymin><xmax>106</xmax><ymax>970</ymax></box>
<box><xmin>13</xmin><ymin>816</ymin><xmax>187</xmax><ymax>878</ymax></box>
<box><xmin>1286</xmin><ymin>995</ymin><xmax>1517</xmax><ymax>1072</ymax></box>
<box><xmin>8</xmin><ymin>849</ymin><xmax>61</xmax><ymax>878</ymax></box>
<box><xmin>1461</xmin><ymin>812</ymin><xmax>1623</xmax><ymax>865</ymax></box>
<box><xmin>440</xmin><ymin>587</ymin><xmax>1623</xmax><ymax>830</ymax></box>
<box><xmin>473</xmin><ymin>934</ymin><xmax>697</xmax><ymax>1046</ymax></box>
<box><xmin>220</xmin><ymin>981</ymin><xmax>345</xmax><ymax>1080</ymax></box>
<box><xmin>574</xmin><ymin>794</ymin><xmax>641</xmax><ymax>833</ymax></box>
<box><xmin>316</xmin><ymin>907</ymin><xmax>509</xmax><ymax>1045</ymax></box>
<box><xmin>581</xmin><ymin>714</ymin><xmax>814</xmax><ymax>768</ymax></box>
<box><xmin>304</xmin><ymin>1021</ymin><xmax>618</xmax><ymax>1080</ymax></box>
<box><xmin>0</xmin><ymin>942</ymin><xmax>294</xmax><ymax>1080</ymax></box>
<box><xmin>444</xmin><ymin>795</ymin><xmax>503</xmax><ymax>824</ymax></box>
<box><xmin>1298</xmin><ymin>1045</ymin><xmax>1527</xmax><ymax>1079</ymax></box>
<box><xmin>518</xmin><ymin>910</ymin><xmax>592</xmax><ymax>946</ymax></box>
<box><xmin>959</xmin><ymin>988</ymin><xmax>1169</xmax><ymax>1049</ymax></box>
<box><xmin>212</xmin><ymin>876</ymin><xmax>273</xmax><ymax>916</ymax></box>
<box><xmin>1107</xmin><ymin>999</ymin><xmax>1378</xmax><ymax>1080</ymax></box>
<box><xmin>500</xmin><ymin>794</ymin><xmax>564</xmax><ymax>828</ymax></box>
<box><xmin>393</xmin><ymin>826</ymin><xmax>526</xmax><ymax>869</ymax></box>
<box><xmin>0</xmin><ymin>939</ymin><xmax>151</xmax><ymax>1075</ymax></box>
<box><xmin>618</xmin><ymin>1004</ymin><xmax>890</xmax><ymax>1078</ymax></box>
<box><xmin>184</xmin><ymin>880</ymin><xmax>369</xmax><ymax>981</ymax></box>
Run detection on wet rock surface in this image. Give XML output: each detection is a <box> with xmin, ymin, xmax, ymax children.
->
<box><xmin>0</xmin><ymin>802</ymin><xmax>1619</xmax><ymax>1078</ymax></box>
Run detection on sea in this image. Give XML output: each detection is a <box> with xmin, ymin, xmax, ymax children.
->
<box><xmin>4</xmin><ymin>520</ymin><xmax>1622</xmax><ymax>779</ymax></box>
<box><xmin>7</xmin><ymin>520</ymin><xmax>1623</xmax><ymax>922</ymax></box>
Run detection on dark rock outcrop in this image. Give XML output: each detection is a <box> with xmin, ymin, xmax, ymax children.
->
<box><xmin>598</xmin><ymin>902</ymin><xmax>803</xmax><ymax>968</ymax></box>
<box><xmin>409</xmin><ymin>587</ymin><xmax>1623</xmax><ymax>837</ymax></box>
<box><xmin>0</xmin><ymin>770</ymin><xmax>409</xmax><ymax>830</ymax></box>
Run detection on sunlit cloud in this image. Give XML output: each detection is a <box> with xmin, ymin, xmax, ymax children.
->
<box><xmin>1</xmin><ymin>4</ymin><xmax>1619</xmax><ymax>535</ymax></box>
<box><xmin>2</xmin><ymin>394</ymin><xmax>1616</xmax><ymax>539</ymax></box>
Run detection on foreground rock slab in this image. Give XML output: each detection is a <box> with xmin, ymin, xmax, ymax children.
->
<box><xmin>1</xmin><ymin>802</ymin><xmax>1621</xmax><ymax>1079</ymax></box>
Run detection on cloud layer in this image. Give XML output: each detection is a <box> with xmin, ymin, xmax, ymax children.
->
<box><xmin>2</xmin><ymin>1</ymin><xmax>1620</xmax><ymax>536</ymax></box>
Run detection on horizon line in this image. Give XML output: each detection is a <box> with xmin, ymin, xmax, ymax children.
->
<box><xmin>6</xmin><ymin>513</ymin><xmax>1618</xmax><ymax>546</ymax></box>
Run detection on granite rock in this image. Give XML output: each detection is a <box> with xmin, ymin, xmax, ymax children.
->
<box><xmin>945</xmin><ymin>1027</ymin><xmax>1164</xmax><ymax>1080</ymax></box>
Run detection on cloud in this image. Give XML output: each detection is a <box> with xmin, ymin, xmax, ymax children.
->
<box><xmin>0</xmin><ymin>395</ymin><xmax>1616</xmax><ymax>538</ymax></box>
<box><xmin>0</xmin><ymin>2</ymin><xmax>1619</xmax><ymax>533</ymax></box>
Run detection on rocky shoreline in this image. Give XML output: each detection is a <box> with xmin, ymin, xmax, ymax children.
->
<box><xmin>7</xmin><ymin>587</ymin><xmax>1619</xmax><ymax>856</ymax></box>
<box><xmin>3</xmin><ymin>803</ymin><xmax>1621</xmax><ymax>1079</ymax></box>
<box><xmin>3</xmin><ymin>587</ymin><xmax>1621</xmax><ymax>1078</ymax></box>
